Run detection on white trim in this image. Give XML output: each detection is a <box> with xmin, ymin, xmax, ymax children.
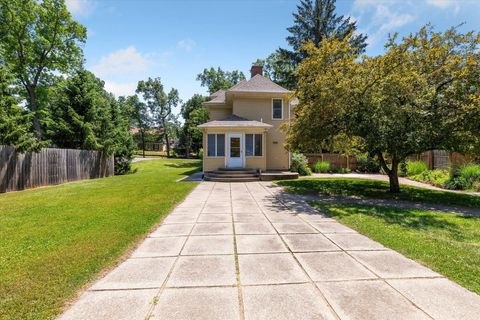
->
<box><xmin>271</xmin><ymin>98</ymin><xmax>283</xmax><ymax>120</ymax></box>
<box><xmin>226</xmin><ymin>132</ymin><xmax>244</xmax><ymax>168</ymax></box>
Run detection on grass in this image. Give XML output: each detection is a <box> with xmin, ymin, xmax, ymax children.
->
<box><xmin>0</xmin><ymin>159</ymin><xmax>201</xmax><ymax>320</ymax></box>
<box><xmin>310</xmin><ymin>201</ymin><xmax>480</xmax><ymax>294</ymax></box>
<box><xmin>134</xmin><ymin>150</ymin><xmax>167</xmax><ymax>157</ymax></box>
<box><xmin>277</xmin><ymin>178</ymin><xmax>480</xmax><ymax>209</ymax></box>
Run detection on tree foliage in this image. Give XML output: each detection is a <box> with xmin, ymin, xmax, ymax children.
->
<box><xmin>265</xmin><ymin>0</ymin><xmax>366</xmax><ymax>89</ymax></box>
<box><xmin>0</xmin><ymin>65</ymin><xmax>41</xmax><ymax>151</ymax></box>
<box><xmin>179</xmin><ymin>94</ymin><xmax>209</xmax><ymax>157</ymax></box>
<box><xmin>0</xmin><ymin>0</ymin><xmax>87</xmax><ymax>137</ymax></box>
<box><xmin>196</xmin><ymin>67</ymin><xmax>245</xmax><ymax>94</ymax></box>
<box><xmin>136</xmin><ymin>78</ymin><xmax>180</xmax><ymax>157</ymax></box>
<box><xmin>288</xmin><ymin>26</ymin><xmax>480</xmax><ymax>192</ymax></box>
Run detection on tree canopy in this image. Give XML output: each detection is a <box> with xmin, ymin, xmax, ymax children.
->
<box><xmin>136</xmin><ymin>77</ymin><xmax>180</xmax><ymax>157</ymax></box>
<box><xmin>179</xmin><ymin>94</ymin><xmax>209</xmax><ymax>156</ymax></box>
<box><xmin>265</xmin><ymin>0</ymin><xmax>366</xmax><ymax>89</ymax></box>
<box><xmin>196</xmin><ymin>67</ymin><xmax>245</xmax><ymax>94</ymax></box>
<box><xmin>288</xmin><ymin>26</ymin><xmax>480</xmax><ymax>192</ymax></box>
<box><xmin>0</xmin><ymin>0</ymin><xmax>87</xmax><ymax>137</ymax></box>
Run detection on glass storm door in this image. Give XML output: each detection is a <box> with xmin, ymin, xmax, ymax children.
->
<box><xmin>227</xmin><ymin>133</ymin><xmax>243</xmax><ymax>168</ymax></box>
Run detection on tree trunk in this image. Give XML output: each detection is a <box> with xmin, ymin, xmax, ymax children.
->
<box><xmin>376</xmin><ymin>151</ymin><xmax>401</xmax><ymax>193</ymax></box>
<box><xmin>26</xmin><ymin>85</ymin><xmax>42</xmax><ymax>138</ymax></box>
<box><xmin>141</xmin><ymin>130</ymin><xmax>146</xmax><ymax>158</ymax></box>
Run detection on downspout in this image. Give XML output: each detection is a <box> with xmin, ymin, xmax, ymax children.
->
<box><xmin>288</xmin><ymin>99</ymin><xmax>291</xmax><ymax>170</ymax></box>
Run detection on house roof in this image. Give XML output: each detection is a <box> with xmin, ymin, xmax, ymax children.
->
<box><xmin>204</xmin><ymin>75</ymin><xmax>293</xmax><ymax>105</ymax></box>
<box><xmin>228</xmin><ymin>74</ymin><xmax>292</xmax><ymax>93</ymax></box>
<box><xmin>198</xmin><ymin>114</ymin><xmax>273</xmax><ymax>128</ymax></box>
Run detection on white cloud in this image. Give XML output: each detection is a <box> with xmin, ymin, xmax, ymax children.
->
<box><xmin>65</xmin><ymin>0</ymin><xmax>96</xmax><ymax>16</ymax></box>
<box><xmin>352</xmin><ymin>0</ymin><xmax>416</xmax><ymax>46</ymax></box>
<box><xmin>103</xmin><ymin>80</ymin><xmax>137</xmax><ymax>98</ymax></box>
<box><xmin>177</xmin><ymin>38</ymin><xmax>196</xmax><ymax>52</ymax></box>
<box><xmin>425</xmin><ymin>0</ymin><xmax>460</xmax><ymax>12</ymax></box>
<box><xmin>91</xmin><ymin>46</ymin><xmax>153</xmax><ymax>77</ymax></box>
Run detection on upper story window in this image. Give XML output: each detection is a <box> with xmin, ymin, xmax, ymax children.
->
<box><xmin>272</xmin><ymin>99</ymin><xmax>283</xmax><ymax>120</ymax></box>
<box><xmin>207</xmin><ymin>134</ymin><xmax>225</xmax><ymax>157</ymax></box>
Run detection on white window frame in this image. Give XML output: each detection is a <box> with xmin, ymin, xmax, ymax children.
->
<box><xmin>206</xmin><ymin>133</ymin><xmax>225</xmax><ymax>158</ymax></box>
<box><xmin>272</xmin><ymin>98</ymin><xmax>283</xmax><ymax>120</ymax></box>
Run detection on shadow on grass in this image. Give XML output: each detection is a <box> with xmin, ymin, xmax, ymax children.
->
<box><xmin>315</xmin><ymin>202</ymin><xmax>480</xmax><ymax>241</ymax></box>
<box><xmin>277</xmin><ymin>178</ymin><xmax>480</xmax><ymax>209</ymax></box>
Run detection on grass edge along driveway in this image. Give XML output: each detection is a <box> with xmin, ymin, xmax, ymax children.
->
<box><xmin>309</xmin><ymin>201</ymin><xmax>480</xmax><ymax>296</ymax></box>
<box><xmin>0</xmin><ymin>159</ymin><xmax>201</xmax><ymax>320</ymax></box>
<box><xmin>277</xmin><ymin>177</ymin><xmax>480</xmax><ymax>209</ymax></box>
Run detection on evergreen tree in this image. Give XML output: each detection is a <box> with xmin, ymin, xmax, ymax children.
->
<box><xmin>266</xmin><ymin>0</ymin><xmax>367</xmax><ymax>89</ymax></box>
<box><xmin>0</xmin><ymin>65</ymin><xmax>41</xmax><ymax>151</ymax></box>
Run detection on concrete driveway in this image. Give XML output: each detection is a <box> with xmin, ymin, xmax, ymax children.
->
<box><xmin>60</xmin><ymin>181</ymin><xmax>480</xmax><ymax>320</ymax></box>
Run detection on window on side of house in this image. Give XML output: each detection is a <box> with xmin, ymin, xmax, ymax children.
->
<box><xmin>272</xmin><ymin>99</ymin><xmax>283</xmax><ymax>120</ymax></box>
<box><xmin>207</xmin><ymin>134</ymin><xmax>225</xmax><ymax>157</ymax></box>
<box><xmin>245</xmin><ymin>134</ymin><xmax>262</xmax><ymax>156</ymax></box>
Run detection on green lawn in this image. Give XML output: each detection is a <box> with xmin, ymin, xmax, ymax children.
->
<box><xmin>0</xmin><ymin>159</ymin><xmax>201</xmax><ymax>320</ymax></box>
<box><xmin>310</xmin><ymin>201</ymin><xmax>480</xmax><ymax>295</ymax></box>
<box><xmin>277</xmin><ymin>178</ymin><xmax>480</xmax><ymax>209</ymax></box>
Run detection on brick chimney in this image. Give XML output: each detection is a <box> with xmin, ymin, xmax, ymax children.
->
<box><xmin>250</xmin><ymin>65</ymin><xmax>263</xmax><ymax>78</ymax></box>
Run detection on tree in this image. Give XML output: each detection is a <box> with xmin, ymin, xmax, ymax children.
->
<box><xmin>288</xmin><ymin>26</ymin><xmax>480</xmax><ymax>193</ymax></box>
<box><xmin>266</xmin><ymin>0</ymin><xmax>367</xmax><ymax>89</ymax></box>
<box><xmin>180</xmin><ymin>94</ymin><xmax>209</xmax><ymax>157</ymax></box>
<box><xmin>122</xmin><ymin>95</ymin><xmax>150</xmax><ymax>158</ymax></box>
<box><xmin>0</xmin><ymin>0</ymin><xmax>87</xmax><ymax>138</ymax></box>
<box><xmin>196</xmin><ymin>67</ymin><xmax>245</xmax><ymax>94</ymax></box>
<box><xmin>48</xmin><ymin>69</ymin><xmax>113</xmax><ymax>152</ymax></box>
<box><xmin>136</xmin><ymin>78</ymin><xmax>180</xmax><ymax>157</ymax></box>
<box><xmin>110</xmin><ymin>95</ymin><xmax>136</xmax><ymax>175</ymax></box>
<box><xmin>0</xmin><ymin>65</ymin><xmax>40</xmax><ymax>151</ymax></box>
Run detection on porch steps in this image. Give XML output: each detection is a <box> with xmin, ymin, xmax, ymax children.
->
<box><xmin>204</xmin><ymin>168</ymin><xmax>260</xmax><ymax>182</ymax></box>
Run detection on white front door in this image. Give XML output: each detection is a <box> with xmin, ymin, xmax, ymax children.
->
<box><xmin>227</xmin><ymin>133</ymin><xmax>243</xmax><ymax>168</ymax></box>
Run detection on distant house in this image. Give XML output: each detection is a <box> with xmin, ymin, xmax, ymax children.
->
<box><xmin>199</xmin><ymin>65</ymin><xmax>298</xmax><ymax>180</ymax></box>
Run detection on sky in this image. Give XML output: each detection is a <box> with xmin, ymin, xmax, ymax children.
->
<box><xmin>67</xmin><ymin>0</ymin><xmax>480</xmax><ymax>113</ymax></box>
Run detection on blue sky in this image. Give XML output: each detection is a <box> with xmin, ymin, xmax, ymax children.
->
<box><xmin>67</xmin><ymin>0</ymin><xmax>480</xmax><ymax>113</ymax></box>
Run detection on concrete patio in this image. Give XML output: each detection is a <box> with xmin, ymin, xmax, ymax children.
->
<box><xmin>60</xmin><ymin>181</ymin><xmax>480</xmax><ymax>320</ymax></box>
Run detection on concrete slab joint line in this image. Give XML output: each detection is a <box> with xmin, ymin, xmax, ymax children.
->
<box><xmin>59</xmin><ymin>181</ymin><xmax>480</xmax><ymax>320</ymax></box>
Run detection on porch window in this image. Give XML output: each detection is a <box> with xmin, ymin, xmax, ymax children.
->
<box><xmin>207</xmin><ymin>134</ymin><xmax>225</xmax><ymax>157</ymax></box>
<box><xmin>272</xmin><ymin>99</ymin><xmax>283</xmax><ymax>119</ymax></box>
<box><xmin>246</xmin><ymin>134</ymin><xmax>262</xmax><ymax>156</ymax></box>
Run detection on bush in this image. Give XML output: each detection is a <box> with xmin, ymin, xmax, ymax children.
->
<box><xmin>198</xmin><ymin>148</ymin><xmax>204</xmax><ymax>159</ymax></box>
<box><xmin>356</xmin><ymin>155</ymin><xmax>380</xmax><ymax>173</ymax></box>
<box><xmin>334</xmin><ymin>167</ymin><xmax>351</xmax><ymax>174</ymax></box>
<box><xmin>409</xmin><ymin>169</ymin><xmax>449</xmax><ymax>187</ymax></box>
<box><xmin>405</xmin><ymin>161</ymin><xmax>428</xmax><ymax>176</ymax></box>
<box><xmin>290</xmin><ymin>152</ymin><xmax>312</xmax><ymax>176</ymax></box>
<box><xmin>445</xmin><ymin>163</ymin><xmax>480</xmax><ymax>190</ymax></box>
<box><xmin>313</xmin><ymin>161</ymin><xmax>330</xmax><ymax>173</ymax></box>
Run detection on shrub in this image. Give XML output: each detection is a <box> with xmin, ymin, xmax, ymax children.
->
<box><xmin>198</xmin><ymin>148</ymin><xmax>204</xmax><ymax>160</ymax></box>
<box><xmin>356</xmin><ymin>155</ymin><xmax>380</xmax><ymax>173</ymax></box>
<box><xmin>291</xmin><ymin>152</ymin><xmax>312</xmax><ymax>176</ymax></box>
<box><xmin>313</xmin><ymin>161</ymin><xmax>330</xmax><ymax>173</ymax></box>
<box><xmin>445</xmin><ymin>164</ymin><xmax>480</xmax><ymax>190</ymax></box>
<box><xmin>406</xmin><ymin>161</ymin><xmax>428</xmax><ymax>176</ymax></box>
<box><xmin>409</xmin><ymin>169</ymin><xmax>449</xmax><ymax>187</ymax></box>
<box><xmin>334</xmin><ymin>167</ymin><xmax>351</xmax><ymax>173</ymax></box>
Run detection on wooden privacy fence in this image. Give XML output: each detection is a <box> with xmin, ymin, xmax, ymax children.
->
<box><xmin>306</xmin><ymin>150</ymin><xmax>471</xmax><ymax>171</ymax></box>
<box><xmin>0</xmin><ymin>145</ymin><xmax>114</xmax><ymax>193</ymax></box>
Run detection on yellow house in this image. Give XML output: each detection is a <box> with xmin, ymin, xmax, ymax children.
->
<box><xmin>199</xmin><ymin>65</ymin><xmax>298</xmax><ymax>181</ymax></box>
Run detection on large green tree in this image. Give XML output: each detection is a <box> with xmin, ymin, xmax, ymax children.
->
<box><xmin>0</xmin><ymin>0</ymin><xmax>87</xmax><ymax>137</ymax></box>
<box><xmin>266</xmin><ymin>0</ymin><xmax>367</xmax><ymax>89</ymax></box>
<box><xmin>136</xmin><ymin>78</ymin><xmax>180</xmax><ymax>157</ymax></box>
<box><xmin>121</xmin><ymin>95</ymin><xmax>151</xmax><ymax>158</ymax></box>
<box><xmin>288</xmin><ymin>26</ymin><xmax>480</xmax><ymax>192</ymax></box>
<box><xmin>180</xmin><ymin>94</ymin><xmax>209</xmax><ymax>157</ymax></box>
<box><xmin>196</xmin><ymin>67</ymin><xmax>245</xmax><ymax>94</ymax></box>
<box><xmin>0</xmin><ymin>65</ymin><xmax>40</xmax><ymax>151</ymax></box>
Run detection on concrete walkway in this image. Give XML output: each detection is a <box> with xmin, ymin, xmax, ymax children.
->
<box><xmin>60</xmin><ymin>182</ymin><xmax>480</xmax><ymax>320</ymax></box>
